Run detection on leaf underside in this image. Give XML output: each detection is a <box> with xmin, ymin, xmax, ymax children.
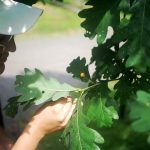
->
<box><xmin>15</xmin><ymin>68</ymin><xmax>76</xmax><ymax>105</ymax></box>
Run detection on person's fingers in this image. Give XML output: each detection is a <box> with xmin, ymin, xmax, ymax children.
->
<box><xmin>62</xmin><ymin>103</ymin><xmax>76</xmax><ymax>126</ymax></box>
<box><xmin>53</xmin><ymin>102</ymin><xmax>66</xmax><ymax>113</ymax></box>
<box><xmin>52</xmin><ymin>98</ymin><xmax>68</xmax><ymax>113</ymax></box>
<box><xmin>41</xmin><ymin>97</ymin><xmax>67</xmax><ymax>107</ymax></box>
<box><xmin>54</xmin><ymin>97</ymin><xmax>67</xmax><ymax>104</ymax></box>
<box><xmin>58</xmin><ymin>97</ymin><xmax>73</xmax><ymax>121</ymax></box>
<box><xmin>35</xmin><ymin>98</ymin><xmax>67</xmax><ymax>116</ymax></box>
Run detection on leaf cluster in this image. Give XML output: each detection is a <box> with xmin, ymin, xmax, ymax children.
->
<box><xmin>66</xmin><ymin>0</ymin><xmax>150</xmax><ymax>148</ymax></box>
<box><xmin>4</xmin><ymin>68</ymin><xmax>76</xmax><ymax>117</ymax></box>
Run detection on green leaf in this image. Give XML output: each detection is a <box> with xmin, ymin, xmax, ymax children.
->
<box><xmin>86</xmin><ymin>97</ymin><xmax>118</xmax><ymax>128</ymax></box>
<box><xmin>63</xmin><ymin>94</ymin><xmax>104</xmax><ymax>150</ymax></box>
<box><xmin>130</xmin><ymin>90</ymin><xmax>150</xmax><ymax>133</ymax></box>
<box><xmin>114</xmin><ymin>77</ymin><xmax>132</xmax><ymax>102</ymax></box>
<box><xmin>15</xmin><ymin>68</ymin><xmax>76</xmax><ymax>105</ymax></box>
<box><xmin>111</xmin><ymin>0</ymin><xmax>150</xmax><ymax>72</ymax></box>
<box><xmin>91</xmin><ymin>44</ymin><xmax>123</xmax><ymax>80</ymax></box>
<box><xmin>67</xmin><ymin>57</ymin><xmax>90</xmax><ymax>82</ymax></box>
<box><xmin>147</xmin><ymin>135</ymin><xmax>150</xmax><ymax>144</ymax></box>
<box><xmin>22</xmin><ymin>98</ymin><xmax>35</xmax><ymax>111</ymax></box>
<box><xmin>85</xmin><ymin>82</ymin><xmax>118</xmax><ymax>128</ymax></box>
<box><xmin>4</xmin><ymin>96</ymin><xmax>20</xmax><ymax>118</ymax></box>
<box><xmin>79</xmin><ymin>0</ymin><xmax>126</xmax><ymax>44</ymax></box>
<box><xmin>125</xmin><ymin>0</ymin><xmax>150</xmax><ymax>72</ymax></box>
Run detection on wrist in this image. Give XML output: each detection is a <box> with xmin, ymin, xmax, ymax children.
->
<box><xmin>12</xmin><ymin>119</ymin><xmax>45</xmax><ymax>150</ymax></box>
<box><xmin>24</xmin><ymin>119</ymin><xmax>45</xmax><ymax>142</ymax></box>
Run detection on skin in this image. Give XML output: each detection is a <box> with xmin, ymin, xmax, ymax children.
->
<box><xmin>0</xmin><ymin>127</ymin><xmax>14</xmax><ymax>150</ymax></box>
<box><xmin>11</xmin><ymin>97</ymin><xmax>76</xmax><ymax>150</ymax></box>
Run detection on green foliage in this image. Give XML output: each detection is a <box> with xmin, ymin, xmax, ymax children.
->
<box><xmin>75</xmin><ymin>0</ymin><xmax>150</xmax><ymax>148</ymax></box>
<box><xmin>148</xmin><ymin>135</ymin><xmax>150</xmax><ymax>144</ymax></box>
<box><xmin>130</xmin><ymin>90</ymin><xmax>150</xmax><ymax>142</ymax></box>
<box><xmin>112</xmin><ymin>0</ymin><xmax>150</xmax><ymax>72</ymax></box>
<box><xmin>67</xmin><ymin>57</ymin><xmax>90</xmax><ymax>82</ymax></box>
<box><xmin>4</xmin><ymin>96</ymin><xmax>20</xmax><ymax>118</ymax></box>
<box><xmin>130</xmin><ymin>90</ymin><xmax>150</xmax><ymax>132</ymax></box>
<box><xmin>79</xmin><ymin>0</ymin><xmax>131</xmax><ymax>44</ymax></box>
<box><xmin>101</xmin><ymin>122</ymin><xmax>150</xmax><ymax>150</ymax></box>
<box><xmin>15</xmin><ymin>68</ymin><xmax>76</xmax><ymax>105</ymax></box>
<box><xmin>85</xmin><ymin>82</ymin><xmax>118</xmax><ymax>128</ymax></box>
<box><xmin>5</xmin><ymin>69</ymin><xmax>118</xmax><ymax>150</ymax></box>
<box><xmin>86</xmin><ymin>97</ymin><xmax>118</xmax><ymax>128</ymax></box>
<box><xmin>63</xmin><ymin>94</ymin><xmax>104</xmax><ymax>150</ymax></box>
<box><xmin>91</xmin><ymin>44</ymin><xmax>123</xmax><ymax>80</ymax></box>
<box><xmin>79</xmin><ymin>0</ymin><xmax>121</xmax><ymax>44</ymax></box>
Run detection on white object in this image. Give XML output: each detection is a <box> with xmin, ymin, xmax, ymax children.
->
<box><xmin>0</xmin><ymin>0</ymin><xmax>43</xmax><ymax>35</ymax></box>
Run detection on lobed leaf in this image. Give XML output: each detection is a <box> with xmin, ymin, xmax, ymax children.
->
<box><xmin>86</xmin><ymin>97</ymin><xmax>118</xmax><ymax>128</ymax></box>
<box><xmin>67</xmin><ymin>57</ymin><xmax>90</xmax><ymax>82</ymax></box>
<box><xmin>15</xmin><ymin>68</ymin><xmax>76</xmax><ymax>105</ymax></box>
<box><xmin>85</xmin><ymin>82</ymin><xmax>118</xmax><ymax>128</ymax></box>
<box><xmin>110</xmin><ymin>0</ymin><xmax>150</xmax><ymax>72</ymax></box>
<box><xmin>79</xmin><ymin>0</ymin><xmax>128</xmax><ymax>44</ymax></box>
<box><xmin>4</xmin><ymin>96</ymin><xmax>20</xmax><ymax>118</ymax></box>
<box><xmin>63</xmin><ymin>94</ymin><xmax>104</xmax><ymax>150</ymax></box>
<box><xmin>91</xmin><ymin>43</ymin><xmax>124</xmax><ymax>80</ymax></box>
<box><xmin>114</xmin><ymin>77</ymin><xmax>132</xmax><ymax>102</ymax></box>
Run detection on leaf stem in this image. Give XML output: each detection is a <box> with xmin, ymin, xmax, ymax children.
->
<box><xmin>42</xmin><ymin>88</ymin><xmax>79</xmax><ymax>92</ymax></box>
<box><xmin>82</xmin><ymin>82</ymin><xmax>100</xmax><ymax>92</ymax></box>
<box><xmin>44</xmin><ymin>78</ymin><xmax>119</xmax><ymax>94</ymax></box>
<box><xmin>75</xmin><ymin>90</ymin><xmax>84</xmax><ymax>150</ymax></box>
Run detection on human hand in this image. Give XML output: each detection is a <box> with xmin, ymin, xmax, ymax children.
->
<box><xmin>12</xmin><ymin>97</ymin><xmax>76</xmax><ymax>150</ymax></box>
<box><xmin>29</xmin><ymin>97</ymin><xmax>76</xmax><ymax>137</ymax></box>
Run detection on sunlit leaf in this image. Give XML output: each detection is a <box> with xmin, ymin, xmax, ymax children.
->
<box><xmin>15</xmin><ymin>68</ymin><xmax>76</xmax><ymax>104</ymax></box>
